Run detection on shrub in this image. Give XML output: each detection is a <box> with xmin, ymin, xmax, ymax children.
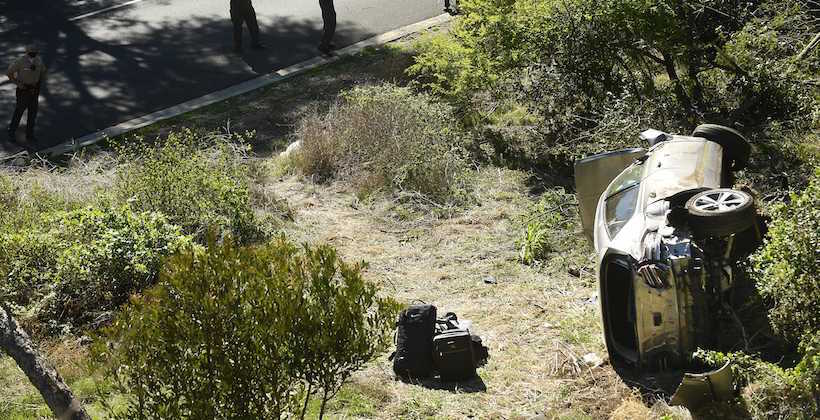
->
<box><xmin>694</xmin><ymin>338</ymin><xmax>820</xmax><ymax>419</ymax></box>
<box><xmin>115</xmin><ymin>129</ymin><xmax>267</xmax><ymax>244</ymax></box>
<box><xmin>0</xmin><ymin>205</ymin><xmax>189</xmax><ymax>330</ymax></box>
<box><xmin>517</xmin><ymin>188</ymin><xmax>590</xmax><ymax>268</ymax></box>
<box><xmin>93</xmin><ymin>235</ymin><xmax>398</xmax><ymax>419</ymax></box>
<box><xmin>751</xmin><ymin>167</ymin><xmax>820</xmax><ymax>343</ymax></box>
<box><xmin>292</xmin><ymin>84</ymin><xmax>472</xmax><ymax>206</ymax></box>
<box><xmin>0</xmin><ymin>173</ymin><xmax>16</xmax><ymax>209</ymax></box>
<box><xmin>295</xmin><ymin>246</ymin><xmax>400</xmax><ymax>418</ymax></box>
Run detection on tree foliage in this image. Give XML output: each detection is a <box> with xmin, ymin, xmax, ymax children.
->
<box><xmin>411</xmin><ymin>0</ymin><xmax>819</xmax><ymax>167</ymax></box>
<box><xmin>752</xmin><ymin>167</ymin><xmax>820</xmax><ymax>343</ymax></box>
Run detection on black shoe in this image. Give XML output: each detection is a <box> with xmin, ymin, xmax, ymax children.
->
<box><xmin>6</xmin><ymin>128</ymin><xmax>14</xmax><ymax>141</ymax></box>
<box><xmin>318</xmin><ymin>44</ymin><xmax>333</xmax><ymax>56</ymax></box>
<box><xmin>251</xmin><ymin>42</ymin><xmax>266</xmax><ymax>50</ymax></box>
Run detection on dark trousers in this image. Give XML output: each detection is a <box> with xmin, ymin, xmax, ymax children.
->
<box><xmin>319</xmin><ymin>0</ymin><xmax>336</xmax><ymax>47</ymax></box>
<box><xmin>231</xmin><ymin>3</ymin><xmax>260</xmax><ymax>49</ymax></box>
<box><xmin>8</xmin><ymin>87</ymin><xmax>39</xmax><ymax>139</ymax></box>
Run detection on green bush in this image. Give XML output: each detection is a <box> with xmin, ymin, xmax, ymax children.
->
<box><xmin>93</xmin><ymin>235</ymin><xmax>399</xmax><ymax>419</ymax></box>
<box><xmin>292</xmin><ymin>84</ymin><xmax>472</xmax><ymax>206</ymax></box>
<box><xmin>751</xmin><ymin>167</ymin><xmax>820</xmax><ymax>343</ymax></box>
<box><xmin>518</xmin><ymin>188</ymin><xmax>590</xmax><ymax>268</ymax></box>
<box><xmin>694</xmin><ymin>337</ymin><xmax>820</xmax><ymax>419</ymax></box>
<box><xmin>0</xmin><ymin>205</ymin><xmax>189</xmax><ymax>330</ymax></box>
<box><xmin>411</xmin><ymin>0</ymin><xmax>818</xmax><ymax>174</ymax></box>
<box><xmin>115</xmin><ymin>129</ymin><xmax>267</xmax><ymax>243</ymax></box>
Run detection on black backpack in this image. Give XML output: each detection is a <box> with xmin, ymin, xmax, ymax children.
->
<box><xmin>392</xmin><ymin>304</ymin><xmax>437</xmax><ymax>380</ymax></box>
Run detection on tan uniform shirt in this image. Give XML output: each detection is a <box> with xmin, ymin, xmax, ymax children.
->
<box><xmin>7</xmin><ymin>55</ymin><xmax>46</xmax><ymax>87</ymax></box>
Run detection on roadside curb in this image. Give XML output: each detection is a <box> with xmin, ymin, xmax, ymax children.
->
<box><xmin>41</xmin><ymin>13</ymin><xmax>452</xmax><ymax>157</ymax></box>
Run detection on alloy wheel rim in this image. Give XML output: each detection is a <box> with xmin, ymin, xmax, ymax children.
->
<box><xmin>693</xmin><ymin>191</ymin><xmax>747</xmax><ymax>213</ymax></box>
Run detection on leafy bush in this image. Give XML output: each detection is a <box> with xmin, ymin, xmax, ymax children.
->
<box><xmin>115</xmin><ymin>129</ymin><xmax>267</xmax><ymax>244</ymax></box>
<box><xmin>751</xmin><ymin>167</ymin><xmax>820</xmax><ymax>343</ymax></box>
<box><xmin>411</xmin><ymin>0</ymin><xmax>818</xmax><ymax>173</ymax></box>
<box><xmin>93</xmin><ymin>235</ymin><xmax>398</xmax><ymax>419</ymax></box>
<box><xmin>292</xmin><ymin>84</ymin><xmax>472</xmax><ymax>206</ymax></box>
<box><xmin>518</xmin><ymin>188</ymin><xmax>589</xmax><ymax>267</ymax></box>
<box><xmin>694</xmin><ymin>337</ymin><xmax>820</xmax><ymax>419</ymax></box>
<box><xmin>0</xmin><ymin>205</ymin><xmax>189</xmax><ymax>330</ymax></box>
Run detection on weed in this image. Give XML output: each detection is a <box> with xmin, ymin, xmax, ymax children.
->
<box><xmin>291</xmin><ymin>84</ymin><xmax>473</xmax><ymax>208</ymax></box>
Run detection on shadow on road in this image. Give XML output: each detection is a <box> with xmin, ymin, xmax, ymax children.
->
<box><xmin>0</xmin><ymin>0</ymin><xmax>375</xmax><ymax>155</ymax></box>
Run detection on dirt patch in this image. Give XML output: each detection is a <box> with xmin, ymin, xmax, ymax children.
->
<box><xmin>267</xmin><ymin>167</ymin><xmax>631</xmax><ymax>419</ymax></box>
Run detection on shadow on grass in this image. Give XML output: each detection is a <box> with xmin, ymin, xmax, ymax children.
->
<box><xmin>401</xmin><ymin>374</ymin><xmax>487</xmax><ymax>394</ymax></box>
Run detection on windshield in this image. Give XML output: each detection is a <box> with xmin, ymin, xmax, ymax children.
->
<box><xmin>604</xmin><ymin>163</ymin><xmax>644</xmax><ymax>238</ymax></box>
<box><xmin>605</xmin><ymin>163</ymin><xmax>643</xmax><ymax>198</ymax></box>
<box><xmin>605</xmin><ymin>185</ymin><xmax>640</xmax><ymax>238</ymax></box>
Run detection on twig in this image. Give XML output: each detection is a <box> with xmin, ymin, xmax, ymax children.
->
<box><xmin>797</xmin><ymin>32</ymin><xmax>820</xmax><ymax>61</ymax></box>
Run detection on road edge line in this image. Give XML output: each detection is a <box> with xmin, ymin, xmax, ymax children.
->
<box><xmin>43</xmin><ymin>13</ymin><xmax>452</xmax><ymax>156</ymax></box>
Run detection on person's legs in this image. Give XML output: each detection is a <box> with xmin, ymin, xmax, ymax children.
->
<box><xmin>231</xmin><ymin>8</ymin><xmax>244</xmax><ymax>50</ymax></box>
<box><xmin>319</xmin><ymin>0</ymin><xmax>336</xmax><ymax>49</ymax></box>
<box><xmin>245</xmin><ymin>6</ymin><xmax>261</xmax><ymax>46</ymax></box>
<box><xmin>8</xmin><ymin>89</ymin><xmax>28</xmax><ymax>137</ymax></box>
<box><xmin>24</xmin><ymin>92</ymin><xmax>38</xmax><ymax>140</ymax></box>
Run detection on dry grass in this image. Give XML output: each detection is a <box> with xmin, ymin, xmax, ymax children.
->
<box><xmin>269</xmin><ymin>166</ymin><xmax>633</xmax><ymax>419</ymax></box>
<box><xmin>0</xmin><ymin>151</ymin><xmax>116</xmax><ymax>206</ymax></box>
<box><xmin>0</xmin><ymin>27</ymin><xmax>655</xmax><ymax>419</ymax></box>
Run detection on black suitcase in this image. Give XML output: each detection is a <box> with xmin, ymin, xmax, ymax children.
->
<box><xmin>432</xmin><ymin>329</ymin><xmax>476</xmax><ymax>381</ymax></box>
<box><xmin>393</xmin><ymin>304</ymin><xmax>437</xmax><ymax>380</ymax></box>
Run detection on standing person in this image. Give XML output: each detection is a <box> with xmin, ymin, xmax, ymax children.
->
<box><xmin>318</xmin><ymin>0</ymin><xmax>336</xmax><ymax>55</ymax></box>
<box><xmin>7</xmin><ymin>45</ymin><xmax>46</xmax><ymax>143</ymax></box>
<box><xmin>230</xmin><ymin>0</ymin><xmax>265</xmax><ymax>52</ymax></box>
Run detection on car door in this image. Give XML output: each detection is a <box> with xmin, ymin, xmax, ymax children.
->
<box><xmin>575</xmin><ymin>148</ymin><xmax>646</xmax><ymax>243</ymax></box>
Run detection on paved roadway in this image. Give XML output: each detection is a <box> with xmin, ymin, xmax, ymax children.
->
<box><xmin>0</xmin><ymin>0</ymin><xmax>442</xmax><ymax>155</ymax></box>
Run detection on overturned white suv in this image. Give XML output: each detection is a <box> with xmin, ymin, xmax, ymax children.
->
<box><xmin>575</xmin><ymin>124</ymin><xmax>763</xmax><ymax>388</ymax></box>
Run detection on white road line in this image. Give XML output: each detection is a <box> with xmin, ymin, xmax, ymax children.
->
<box><xmin>68</xmin><ymin>0</ymin><xmax>147</xmax><ymax>22</ymax></box>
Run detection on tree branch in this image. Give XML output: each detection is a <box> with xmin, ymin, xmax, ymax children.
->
<box><xmin>0</xmin><ymin>304</ymin><xmax>90</xmax><ymax>420</ymax></box>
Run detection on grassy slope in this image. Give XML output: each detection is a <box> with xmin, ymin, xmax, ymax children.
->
<box><xmin>1</xmin><ymin>27</ymin><xmax>655</xmax><ymax>419</ymax></box>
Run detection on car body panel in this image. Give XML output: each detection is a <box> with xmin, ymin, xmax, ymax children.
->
<box><xmin>641</xmin><ymin>137</ymin><xmax>722</xmax><ymax>205</ymax></box>
<box><xmin>575</xmin><ymin>148</ymin><xmax>646</xmax><ymax>243</ymax></box>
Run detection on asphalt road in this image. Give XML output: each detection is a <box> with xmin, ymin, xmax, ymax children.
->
<box><xmin>0</xmin><ymin>0</ymin><xmax>442</xmax><ymax>155</ymax></box>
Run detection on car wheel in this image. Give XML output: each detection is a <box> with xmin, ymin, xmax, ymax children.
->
<box><xmin>685</xmin><ymin>188</ymin><xmax>756</xmax><ymax>238</ymax></box>
<box><xmin>691</xmin><ymin>124</ymin><xmax>751</xmax><ymax>171</ymax></box>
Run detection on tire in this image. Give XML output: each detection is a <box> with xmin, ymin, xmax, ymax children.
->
<box><xmin>691</xmin><ymin>124</ymin><xmax>751</xmax><ymax>171</ymax></box>
<box><xmin>685</xmin><ymin>188</ymin><xmax>756</xmax><ymax>238</ymax></box>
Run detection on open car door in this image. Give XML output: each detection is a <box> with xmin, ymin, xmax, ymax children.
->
<box><xmin>575</xmin><ymin>148</ymin><xmax>645</xmax><ymax>243</ymax></box>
